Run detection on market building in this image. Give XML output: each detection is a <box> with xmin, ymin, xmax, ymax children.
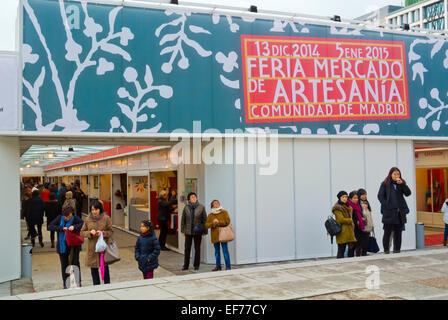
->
<box><xmin>2</xmin><ymin>0</ymin><xmax>448</xmax><ymax>283</ymax></box>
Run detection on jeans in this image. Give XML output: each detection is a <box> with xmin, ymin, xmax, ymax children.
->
<box><xmin>90</xmin><ymin>266</ymin><xmax>110</xmax><ymax>285</ymax></box>
<box><xmin>444</xmin><ymin>224</ymin><xmax>448</xmax><ymax>242</ymax></box>
<box><xmin>143</xmin><ymin>270</ymin><xmax>154</xmax><ymax>279</ymax></box>
<box><xmin>214</xmin><ymin>242</ymin><xmax>231</xmax><ymax>268</ymax></box>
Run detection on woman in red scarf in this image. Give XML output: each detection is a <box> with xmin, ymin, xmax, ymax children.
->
<box><xmin>348</xmin><ymin>191</ymin><xmax>369</xmax><ymax>256</ymax></box>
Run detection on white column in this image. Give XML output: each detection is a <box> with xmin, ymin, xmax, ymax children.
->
<box><xmin>444</xmin><ymin>0</ymin><xmax>447</xmax><ymax>30</ymax></box>
<box><xmin>0</xmin><ymin>136</ymin><xmax>21</xmax><ymax>283</ymax></box>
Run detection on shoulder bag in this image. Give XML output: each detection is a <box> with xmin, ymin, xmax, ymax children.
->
<box><xmin>218</xmin><ymin>224</ymin><xmax>235</xmax><ymax>242</ymax></box>
<box><xmin>104</xmin><ymin>239</ymin><xmax>121</xmax><ymax>265</ymax></box>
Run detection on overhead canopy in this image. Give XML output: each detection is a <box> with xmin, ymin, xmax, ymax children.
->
<box><xmin>20</xmin><ymin>145</ymin><xmax>114</xmax><ymax>168</ymax></box>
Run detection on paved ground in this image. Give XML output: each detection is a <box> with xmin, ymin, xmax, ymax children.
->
<box><xmin>16</xmin><ymin>218</ymin><xmax>189</xmax><ymax>293</ymax></box>
<box><xmin>3</xmin><ymin>248</ymin><xmax>448</xmax><ymax>300</ymax></box>
<box><xmin>12</xmin><ymin>218</ymin><xmax>331</xmax><ymax>294</ymax></box>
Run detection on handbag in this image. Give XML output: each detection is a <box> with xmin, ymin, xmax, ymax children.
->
<box><xmin>368</xmin><ymin>231</ymin><xmax>380</xmax><ymax>253</ymax></box>
<box><xmin>64</xmin><ymin>230</ymin><xmax>84</xmax><ymax>247</ymax></box>
<box><xmin>218</xmin><ymin>224</ymin><xmax>235</xmax><ymax>242</ymax></box>
<box><xmin>324</xmin><ymin>215</ymin><xmax>342</xmax><ymax>244</ymax></box>
<box><xmin>104</xmin><ymin>240</ymin><xmax>121</xmax><ymax>265</ymax></box>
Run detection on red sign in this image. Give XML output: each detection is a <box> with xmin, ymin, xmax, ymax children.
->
<box><xmin>241</xmin><ymin>35</ymin><xmax>410</xmax><ymax>123</ymax></box>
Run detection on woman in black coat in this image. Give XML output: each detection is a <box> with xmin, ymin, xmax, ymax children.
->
<box><xmin>44</xmin><ymin>192</ymin><xmax>59</xmax><ymax>248</ymax></box>
<box><xmin>377</xmin><ymin>167</ymin><xmax>411</xmax><ymax>254</ymax></box>
<box><xmin>47</xmin><ymin>205</ymin><xmax>84</xmax><ymax>289</ymax></box>
<box><xmin>135</xmin><ymin>220</ymin><xmax>160</xmax><ymax>279</ymax></box>
<box><xmin>26</xmin><ymin>190</ymin><xmax>45</xmax><ymax>247</ymax></box>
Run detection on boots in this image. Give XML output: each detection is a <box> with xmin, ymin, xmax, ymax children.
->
<box><xmin>51</xmin><ymin>240</ymin><xmax>55</xmax><ymax>248</ymax></box>
<box><xmin>39</xmin><ymin>237</ymin><xmax>44</xmax><ymax>248</ymax></box>
<box><xmin>212</xmin><ymin>266</ymin><xmax>222</xmax><ymax>271</ymax></box>
<box><xmin>444</xmin><ymin>241</ymin><xmax>447</xmax><ymax>247</ymax></box>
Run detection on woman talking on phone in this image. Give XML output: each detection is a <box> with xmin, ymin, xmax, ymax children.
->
<box><xmin>377</xmin><ymin>167</ymin><xmax>411</xmax><ymax>254</ymax></box>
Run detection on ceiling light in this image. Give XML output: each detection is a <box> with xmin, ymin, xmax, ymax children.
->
<box><xmin>34</xmin><ymin>160</ymin><xmax>40</xmax><ymax>165</ymax></box>
<box><xmin>26</xmin><ymin>164</ymin><xmax>31</xmax><ymax>168</ymax></box>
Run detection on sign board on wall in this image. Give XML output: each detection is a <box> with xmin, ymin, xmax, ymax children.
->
<box><xmin>21</xmin><ymin>0</ymin><xmax>448</xmax><ymax>137</ymax></box>
<box><xmin>0</xmin><ymin>54</ymin><xmax>18</xmax><ymax>131</ymax></box>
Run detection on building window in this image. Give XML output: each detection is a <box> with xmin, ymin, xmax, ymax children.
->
<box><xmin>424</xmin><ymin>17</ymin><xmax>445</xmax><ymax>30</ymax></box>
<box><xmin>424</xmin><ymin>1</ymin><xmax>444</xmax><ymax>19</ymax></box>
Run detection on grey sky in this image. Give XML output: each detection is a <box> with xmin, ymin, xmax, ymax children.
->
<box><xmin>0</xmin><ymin>0</ymin><xmax>404</xmax><ymax>51</ymax></box>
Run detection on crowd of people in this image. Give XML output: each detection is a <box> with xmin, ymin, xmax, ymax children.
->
<box><xmin>332</xmin><ymin>167</ymin><xmax>412</xmax><ymax>258</ymax></box>
<box><xmin>18</xmin><ymin>167</ymin><xmax>415</xmax><ymax>289</ymax></box>
<box><xmin>20</xmin><ymin>181</ymin><xmax>233</xmax><ymax>289</ymax></box>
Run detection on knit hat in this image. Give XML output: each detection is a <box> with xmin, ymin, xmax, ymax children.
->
<box><xmin>337</xmin><ymin>191</ymin><xmax>348</xmax><ymax>200</ymax></box>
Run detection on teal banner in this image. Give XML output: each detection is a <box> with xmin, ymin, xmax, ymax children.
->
<box><xmin>22</xmin><ymin>0</ymin><xmax>448</xmax><ymax>136</ymax></box>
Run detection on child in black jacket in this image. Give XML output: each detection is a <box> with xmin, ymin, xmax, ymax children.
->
<box><xmin>135</xmin><ymin>220</ymin><xmax>160</xmax><ymax>279</ymax></box>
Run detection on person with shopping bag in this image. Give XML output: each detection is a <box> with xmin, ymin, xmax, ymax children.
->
<box><xmin>205</xmin><ymin>200</ymin><xmax>233</xmax><ymax>271</ymax></box>
<box><xmin>80</xmin><ymin>200</ymin><xmax>114</xmax><ymax>285</ymax></box>
<box><xmin>47</xmin><ymin>205</ymin><xmax>84</xmax><ymax>289</ymax></box>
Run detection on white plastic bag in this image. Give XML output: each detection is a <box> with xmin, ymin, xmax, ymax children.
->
<box><xmin>95</xmin><ymin>232</ymin><xmax>107</xmax><ymax>252</ymax></box>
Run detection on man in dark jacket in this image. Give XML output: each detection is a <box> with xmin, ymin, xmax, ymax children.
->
<box><xmin>157</xmin><ymin>190</ymin><xmax>177</xmax><ymax>251</ymax></box>
<box><xmin>47</xmin><ymin>206</ymin><xmax>84</xmax><ymax>289</ymax></box>
<box><xmin>181</xmin><ymin>192</ymin><xmax>207</xmax><ymax>271</ymax></box>
<box><xmin>378</xmin><ymin>167</ymin><xmax>412</xmax><ymax>254</ymax></box>
<box><xmin>27</xmin><ymin>190</ymin><xmax>45</xmax><ymax>247</ymax></box>
<box><xmin>44</xmin><ymin>192</ymin><xmax>59</xmax><ymax>248</ymax></box>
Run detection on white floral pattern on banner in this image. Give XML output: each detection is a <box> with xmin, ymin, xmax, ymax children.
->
<box><xmin>212</xmin><ymin>14</ymin><xmax>239</xmax><ymax>33</ymax></box>
<box><xmin>330</xmin><ymin>26</ymin><xmax>363</xmax><ymax>36</ymax></box>
<box><xmin>155</xmin><ymin>10</ymin><xmax>212</xmax><ymax>74</ymax></box>
<box><xmin>270</xmin><ymin>20</ymin><xmax>309</xmax><ymax>33</ymax></box>
<box><xmin>110</xmin><ymin>65</ymin><xmax>173</xmax><ymax>133</ymax></box>
<box><xmin>417</xmin><ymin>88</ymin><xmax>448</xmax><ymax>131</ymax></box>
<box><xmin>409</xmin><ymin>38</ymin><xmax>448</xmax><ymax>131</ymax></box>
<box><xmin>334</xmin><ymin>124</ymin><xmax>358</xmax><ymax>135</ymax></box>
<box><xmin>215</xmin><ymin>51</ymin><xmax>240</xmax><ymax>119</ymax></box>
<box><xmin>22</xmin><ymin>0</ymin><xmax>134</xmax><ymax>132</ymax></box>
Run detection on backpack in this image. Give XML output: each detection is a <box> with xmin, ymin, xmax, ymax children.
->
<box><xmin>325</xmin><ymin>215</ymin><xmax>342</xmax><ymax>244</ymax></box>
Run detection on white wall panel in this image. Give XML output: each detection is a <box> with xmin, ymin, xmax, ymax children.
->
<box><xmin>364</xmin><ymin>140</ymin><xmax>397</xmax><ymax>253</ymax></box>
<box><xmin>234</xmin><ymin>162</ymin><xmax>257</xmax><ymax>264</ymax></box>
<box><xmin>255</xmin><ymin>139</ymin><xmax>295</xmax><ymax>262</ymax></box>
<box><xmin>397</xmin><ymin>140</ymin><xmax>417</xmax><ymax>251</ymax></box>
<box><xmin>294</xmin><ymin>139</ymin><xmax>333</xmax><ymax>259</ymax></box>
<box><xmin>0</xmin><ymin>137</ymin><xmax>20</xmax><ymax>282</ymax></box>
<box><xmin>203</xmin><ymin>163</ymin><xmax>235</xmax><ymax>264</ymax></box>
<box><xmin>330</xmin><ymin>139</ymin><xmax>365</xmax><ymax>196</ymax></box>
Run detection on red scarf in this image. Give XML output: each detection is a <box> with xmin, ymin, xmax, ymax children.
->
<box><xmin>348</xmin><ymin>199</ymin><xmax>365</xmax><ymax>230</ymax></box>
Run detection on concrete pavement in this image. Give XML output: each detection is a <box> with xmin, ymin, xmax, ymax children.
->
<box><xmin>3</xmin><ymin>248</ymin><xmax>448</xmax><ymax>300</ymax></box>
